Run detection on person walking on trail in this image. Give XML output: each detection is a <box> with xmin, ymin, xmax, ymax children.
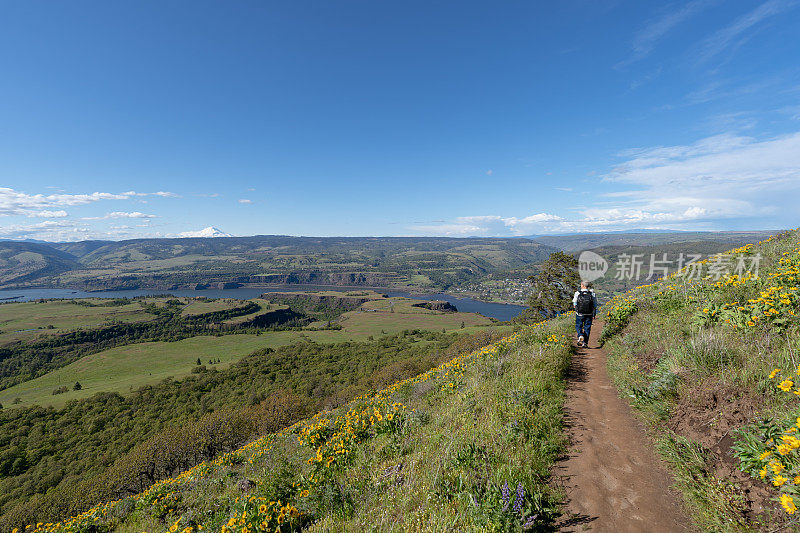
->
<box><xmin>573</xmin><ymin>281</ymin><xmax>597</xmax><ymax>348</ymax></box>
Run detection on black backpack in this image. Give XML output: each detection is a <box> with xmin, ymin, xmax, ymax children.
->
<box><xmin>576</xmin><ymin>290</ymin><xmax>594</xmax><ymax>314</ymax></box>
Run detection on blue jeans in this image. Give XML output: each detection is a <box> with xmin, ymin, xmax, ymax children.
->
<box><xmin>576</xmin><ymin>314</ymin><xmax>593</xmax><ymax>340</ymax></box>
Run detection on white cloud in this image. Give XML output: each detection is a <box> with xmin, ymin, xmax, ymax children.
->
<box><xmin>0</xmin><ymin>220</ymin><xmax>90</xmax><ymax>241</ymax></box>
<box><xmin>29</xmin><ymin>210</ymin><xmax>68</xmax><ymax>218</ymax></box>
<box><xmin>781</xmin><ymin>105</ymin><xmax>800</xmax><ymax>120</ymax></box>
<box><xmin>82</xmin><ymin>211</ymin><xmax>158</xmax><ymax>220</ymax></box>
<box><xmin>238</xmin><ymin>199</ymin><xmax>253</xmax><ymax>204</ymax></box>
<box><xmin>412</xmin><ymin>130</ymin><xmax>800</xmax><ymax>236</ymax></box>
<box><xmin>411</xmin><ymin>208</ymin><xmax>713</xmax><ymax>236</ymax></box>
<box><xmin>618</xmin><ymin>0</ymin><xmax>718</xmax><ymax>67</ymax></box>
<box><xmin>486</xmin><ymin>170</ymin><xmax>493</xmax><ymax>176</ymax></box>
<box><xmin>590</xmin><ymin>131</ymin><xmax>800</xmax><ymax>227</ymax></box>
<box><xmin>106</xmin><ymin>211</ymin><xmax>158</xmax><ymax>219</ymax></box>
<box><xmin>606</xmin><ymin>132</ymin><xmax>800</xmax><ymax>208</ymax></box>
<box><xmin>411</xmin><ymin>213</ymin><xmax>564</xmax><ymax>236</ymax></box>
<box><xmin>121</xmin><ymin>191</ymin><xmax>181</xmax><ymax>198</ymax></box>
<box><xmin>0</xmin><ymin>188</ymin><xmax>179</xmax><ymax>217</ymax></box>
<box><xmin>696</xmin><ymin>0</ymin><xmax>799</xmax><ymax>64</ymax></box>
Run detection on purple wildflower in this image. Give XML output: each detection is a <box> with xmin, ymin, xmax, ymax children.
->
<box><xmin>514</xmin><ymin>483</ymin><xmax>524</xmax><ymax>514</ymax></box>
<box><xmin>523</xmin><ymin>514</ymin><xmax>539</xmax><ymax>528</ymax></box>
<box><xmin>501</xmin><ymin>481</ymin><xmax>510</xmax><ymax>511</ymax></box>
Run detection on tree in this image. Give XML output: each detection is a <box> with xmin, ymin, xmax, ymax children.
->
<box><xmin>527</xmin><ymin>251</ymin><xmax>581</xmax><ymax>318</ymax></box>
<box><xmin>73</xmin><ymin>382</ymin><xmax>82</xmax><ymax>391</ymax></box>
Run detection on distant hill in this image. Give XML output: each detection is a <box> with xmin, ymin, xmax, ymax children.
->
<box><xmin>0</xmin><ymin>242</ymin><xmax>81</xmax><ymax>286</ymax></box>
<box><xmin>0</xmin><ymin>236</ymin><xmax>556</xmax><ymax>291</ymax></box>
<box><xmin>50</xmin><ymin>240</ymin><xmax>112</xmax><ymax>257</ymax></box>
<box><xmin>530</xmin><ymin>231</ymin><xmax>775</xmax><ymax>252</ymax></box>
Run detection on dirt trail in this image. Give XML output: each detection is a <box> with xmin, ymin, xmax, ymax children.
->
<box><xmin>556</xmin><ymin>320</ymin><xmax>692</xmax><ymax>532</ymax></box>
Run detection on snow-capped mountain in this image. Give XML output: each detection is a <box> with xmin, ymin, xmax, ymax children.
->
<box><xmin>178</xmin><ymin>226</ymin><xmax>234</xmax><ymax>238</ymax></box>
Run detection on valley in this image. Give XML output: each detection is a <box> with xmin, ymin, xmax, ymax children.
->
<box><xmin>1</xmin><ymin>229</ymin><xmax>795</xmax><ymax>533</ymax></box>
<box><xmin>0</xmin><ymin>291</ymin><xmax>501</xmax><ymax>409</ymax></box>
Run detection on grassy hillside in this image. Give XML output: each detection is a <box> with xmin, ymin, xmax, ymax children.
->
<box><xmin>0</xmin><ymin>242</ymin><xmax>80</xmax><ymax>286</ymax></box>
<box><xmin>2</xmin><ymin>329</ymin><xmax>507</xmax><ymax>530</ymax></box>
<box><xmin>0</xmin><ymin>236</ymin><xmax>556</xmax><ymax>292</ymax></box>
<box><xmin>599</xmin><ymin>229</ymin><xmax>800</xmax><ymax>531</ymax></box>
<box><xmin>12</xmin><ymin>319</ymin><xmax>571</xmax><ymax>533</ymax></box>
<box><xmin>0</xmin><ymin>334</ymin><xmax>276</xmax><ymax>409</ymax></box>
<box><xmin>578</xmin><ymin>239</ymin><xmax>774</xmax><ymax>302</ymax></box>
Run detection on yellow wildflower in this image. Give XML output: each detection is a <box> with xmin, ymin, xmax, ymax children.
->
<box><xmin>782</xmin><ymin>494</ymin><xmax>798</xmax><ymax>515</ymax></box>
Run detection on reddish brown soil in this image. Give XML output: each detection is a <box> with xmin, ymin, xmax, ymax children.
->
<box><xmin>668</xmin><ymin>378</ymin><xmax>785</xmax><ymax>527</ymax></box>
<box><xmin>555</xmin><ymin>321</ymin><xmax>692</xmax><ymax>532</ymax></box>
<box><xmin>635</xmin><ymin>348</ymin><xmax>664</xmax><ymax>374</ymax></box>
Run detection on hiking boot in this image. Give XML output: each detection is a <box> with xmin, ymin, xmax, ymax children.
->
<box><xmin>577</xmin><ymin>335</ymin><xmax>584</xmax><ymax>347</ymax></box>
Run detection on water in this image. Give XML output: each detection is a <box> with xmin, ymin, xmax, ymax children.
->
<box><xmin>0</xmin><ymin>285</ymin><xmax>526</xmax><ymax>321</ymax></box>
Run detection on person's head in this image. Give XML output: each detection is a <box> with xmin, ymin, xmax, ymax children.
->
<box><xmin>580</xmin><ymin>281</ymin><xmax>591</xmax><ymax>290</ymax></box>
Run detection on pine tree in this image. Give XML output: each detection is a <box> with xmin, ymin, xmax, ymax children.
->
<box><xmin>527</xmin><ymin>251</ymin><xmax>581</xmax><ymax>318</ymax></box>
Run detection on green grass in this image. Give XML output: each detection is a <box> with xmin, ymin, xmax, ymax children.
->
<box><xmin>222</xmin><ymin>299</ymin><xmax>287</xmax><ymax>324</ymax></box>
<box><xmin>63</xmin><ymin>319</ymin><xmax>571</xmax><ymax>533</ymax></box>
<box><xmin>0</xmin><ymin>299</ymin><xmax>155</xmax><ymax>346</ymax></box>
<box><xmin>336</xmin><ymin>297</ymin><xmax>493</xmax><ymax>336</ymax></box>
<box><xmin>0</xmin><ymin>334</ymin><xmax>279</xmax><ymax>408</ymax></box>
<box><xmin>180</xmin><ymin>299</ymin><xmax>243</xmax><ymax>316</ymax></box>
<box><xmin>304</xmin><ymin>322</ymin><xmax>570</xmax><ymax>532</ymax></box>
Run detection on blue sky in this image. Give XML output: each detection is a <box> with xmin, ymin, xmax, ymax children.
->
<box><xmin>1</xmin><ymin>0</ymin><xmax>800</xmax><ymax>240</ymax></box>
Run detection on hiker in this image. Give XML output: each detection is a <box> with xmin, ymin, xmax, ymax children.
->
<box><xmin>573</xmin><ymin>281</ymin><xmax>597</xmax><ymax>348</ymax></box>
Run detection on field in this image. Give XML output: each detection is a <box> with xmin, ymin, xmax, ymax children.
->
<box><xmin>180</xmin><ymin>298</ymin><xmax>243</xmax><ymax>316</ymax></box>
<box><xmin>0</xmin><ymin>334</ymin><xmax>274</xmax><ymax>408</ymax></box>
<box><xmin>337</xmin><ymin>297</ymin><xmax>491</xmax><ymax>336</ymax></box>
<box><xmin>0</xmin><ymin>293</ymin><xmax>500</xmax><ymax>409</ymax></box>
<box><xmin>0</xmin><ymin>299</ymin><xmax>155</xmax><ymax>346</ymax></box>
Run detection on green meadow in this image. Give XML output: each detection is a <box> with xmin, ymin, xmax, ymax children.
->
<box><xmin>0</xmin><ymin>293</ymin><xmax>502</xmax><ymax>409</ymax></box>
<box><xmin>0</xmin><ymin>334</ymin><xmax>275</xmax><ymax>408</ymax></box>
<box><xmin>0</xmin><ymin>299</ymin><xmax>155</xmax><ymax>346</ymax></box>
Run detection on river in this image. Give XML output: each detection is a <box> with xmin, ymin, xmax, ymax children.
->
<box><xmin>0</xmin><ymin>285</ymin><xmax>526</xmax><ymax>321</ymax></box>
